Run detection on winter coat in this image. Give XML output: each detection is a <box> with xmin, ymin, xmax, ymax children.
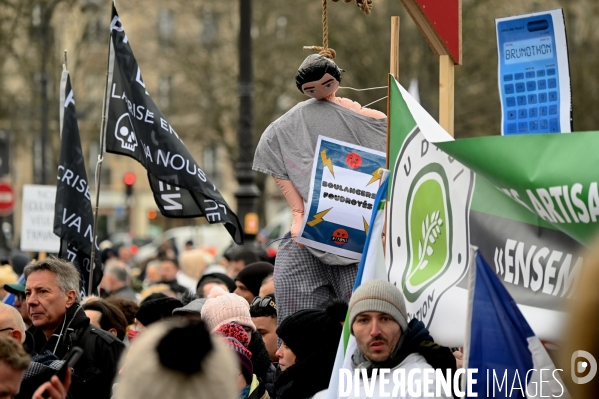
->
<box><xmin>345</xmin><ymin>352</ymin><xmax>451</xmax><ymax>399</ymax></box>
<box><xmin>341</xmin><ymin>318</ymin><xmax>456</xmax><ymax>399</ymax></box>
<box><xmin>248</xmin><ymin>374</ymin><xmax>271</xmax><ymax>399</ymax></box>
<box><xmin>274</xmin><ymin>349</ymin><xmax>337</xmax><ymax>399</ymax></box>
<box><xmin>249</xmin><ymin>330</ymin><xmax>277</xmax><ymax>398</ymax></box>
<box><xmin>28</xmin><ymin>303</ymin><xmax>125</xmax><ymax>399</ymax></box>
<box><xmin>16</xmin><ymin>351</ymin><xmax>67</xmax><ymax>399</ymax></box>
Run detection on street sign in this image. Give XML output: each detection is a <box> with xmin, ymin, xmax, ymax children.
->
<box><xmin>0</xmin><ymin>181</ymin><xmax>15</xmax><ymax>216</ymax></box>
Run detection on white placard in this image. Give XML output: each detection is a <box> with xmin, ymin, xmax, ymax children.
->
<box><xmin>496</xmin><ymin>9</ymin><xmax>572</xmax><ymax>135</ymax></box>
<box><xmin>296</xmin><ymin>136</ymin><xmax>386</xmax><ymax>259</ymax></box>
<box><xmin>20</xmin><ymin>184</ymin><xmax>60</xmax><ymax>252</ymax></box>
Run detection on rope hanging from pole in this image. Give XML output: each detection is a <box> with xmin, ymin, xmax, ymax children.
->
<box><xmin>303</xmin><ymin>0</ymin><xmax>373</xmax><ymax>60</ymax></box>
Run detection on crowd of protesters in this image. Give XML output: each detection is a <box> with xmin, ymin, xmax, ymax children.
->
<box><xmin>0</xmin><ymin>234</ymin><xmax>595</xmax><ymax>399</ymax></box>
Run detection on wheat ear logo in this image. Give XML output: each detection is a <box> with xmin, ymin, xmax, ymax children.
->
<box><xmin>416</xmin><ymin>211</ymin><xmax>444</xmax><ymax>272</ymax></box>
<box><xmin>402</xmin><ymin>163</ymin><xmax>452</xmax><ymax>302</ymax></box>
<box><xmin>388</xmin><ymin>127</ymin><xmax>474</xmax><ymax>327</ymax></box>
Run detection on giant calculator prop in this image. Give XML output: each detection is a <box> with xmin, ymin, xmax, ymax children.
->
<box><xmin>496</xmin><ymin>9</ymin><xmax>571</xmax><ymax>135</ymax></box>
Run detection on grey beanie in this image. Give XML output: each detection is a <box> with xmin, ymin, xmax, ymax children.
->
<box><xmin>172</xmin><ymin>298</ymin><xmax>207</xmax><ymax>317</ymax></box>
<box><xmin>349</xmin><ymin>280</ymin><xmax>409</xmax><ymax>333</ymax></box>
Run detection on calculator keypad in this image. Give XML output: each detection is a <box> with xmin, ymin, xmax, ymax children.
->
<box><xmin>503</xmin><ymin>67</ymin><xmax>560</xmax><ymax>134</ymax></box>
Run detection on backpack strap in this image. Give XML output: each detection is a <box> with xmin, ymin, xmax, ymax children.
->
<box><xmin>416</xmin><ymin>341</ymin><xmax>460</xmax><ymax>399</ymax></box>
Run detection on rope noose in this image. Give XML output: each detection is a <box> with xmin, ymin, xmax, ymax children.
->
<box><xmin>303</xmin><ymin>0</ymin><xmax>373</xmax><ymax>60</ymax></box>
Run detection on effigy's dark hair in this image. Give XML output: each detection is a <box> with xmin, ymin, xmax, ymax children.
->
<box><xmin>295</xmin><ymin>54</ymin><xmax>342</xmax><ymax>92</ymax></box>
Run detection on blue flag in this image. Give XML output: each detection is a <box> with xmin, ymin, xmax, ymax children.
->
<box><xmin>465</xmin><ymin>251</ymin><xmax>569</xmax><ymax>398</ymax></box>
<box><xmin>2</xmin><ymin>273</ymin><xmax>25</xmax><ymax>305</ymax></box>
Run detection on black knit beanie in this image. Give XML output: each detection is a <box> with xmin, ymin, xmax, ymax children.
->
<box><xmin>235</xmin><ymin>262</ymin><xmax>274</xmax><ymax>297</ymax></box>
<box><xmin>135</xmin><ymin>297</ymin><xmax>183</xmax><ymax>327</ymax></box>
<box><xmin>276</xmin><ymin>301</ymin><xmax>347</xmax><ymax>361</ymax></box>
<box><xmin>198</xmin><ymin>273</ymin><xmax>236</xmax><ymax>293</ymax></box>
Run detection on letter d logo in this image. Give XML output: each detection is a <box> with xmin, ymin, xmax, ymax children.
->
<box><xmin>571</xmin><ymin>350</ymin><xmax>597</xmax><ymax>384</ymax></box>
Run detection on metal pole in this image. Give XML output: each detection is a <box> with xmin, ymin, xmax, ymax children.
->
<box><xmin>234</xmin><ymin>0</ymin><xmax>260</xmax><ymax>242</ymax></box>
<box><xmin>88</xmin><ymin>37</ymin><xmax>112</xmax><ymax>296</ymax></box>
<box><xmin>40</xmin><ymin>4</ymin><xmax>50</xmax><ymax>185</ymax></box>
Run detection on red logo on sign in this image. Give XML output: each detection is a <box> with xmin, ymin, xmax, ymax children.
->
<box><xmin>331</xmin><ymin>229</ymin><xmax>349</xmax><ymax>245</ymax></box>
<box><xmin>346</xmin><ymin>152</ymin><xmax>362</xmax><ymax>169</ymax></box>
<box><xmin>0</xmin><ymin>181</ymin><xmax>15</xmax><ymax>216</ymax></box>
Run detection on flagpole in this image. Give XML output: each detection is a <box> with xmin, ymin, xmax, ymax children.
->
<box><xmin>60</xmin><ymin>51</ymin><xmax>67</xmax><ymax>140</ymax></box>
<box><xmin>88</xmin><ymin>32</ymin><xmax>113</xmax><ymax>296</ymax></box>
<box><xmin>383</xmin><ymin>16</ymin><xmax>400</xmax><ymax>255</ymax></box>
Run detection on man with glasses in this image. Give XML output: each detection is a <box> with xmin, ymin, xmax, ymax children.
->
<box><xmin>4</xmin><ymin>282</ymin><xmax>31</xmax><ymax>328</ymax></box>
<box><xmin>0</xmin><ymin>303</ymin><xmax>68</xmax><ymax>398</ymax></box>
<box><xmin>250</xmin><ymin>295</ymin><xmax>278</xmax><ymax>362</ymax></box>
<box><xmin>0</xmin><ymin>303</ymin><xmax>27</xmax><ymax>346</ymax></box>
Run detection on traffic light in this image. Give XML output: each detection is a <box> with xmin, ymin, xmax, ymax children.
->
<box><xmin>123</xmin><ymin>172</ymin><xmax>136</xmax><ymax>197</ymax></box>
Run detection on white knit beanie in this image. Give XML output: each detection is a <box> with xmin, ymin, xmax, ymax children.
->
<box><xmin>201</xmin><ymin>286</ymin><xmax>256</xmax><ymax>332</ymax></box>
<box><xmin>114</xmin><ymin>318</ymin><xmax>238</xmax><ymax>399</ymax></box>
<box><xmin>348</xmin><ymin>280</ymin><xmax>409</xmax><ymax>333</ymax></box>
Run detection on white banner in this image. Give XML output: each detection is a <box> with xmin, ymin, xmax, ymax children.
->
<box><xmin>20</xmin><ymin>184</ymin><xmax>60</xmax><ymax>252</ymax></box>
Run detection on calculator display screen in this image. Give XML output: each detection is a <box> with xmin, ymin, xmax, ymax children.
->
<box><xmin>504</xmin><ymin>37</ymin><xmax>554</xmax><ymax>65</ymax></box>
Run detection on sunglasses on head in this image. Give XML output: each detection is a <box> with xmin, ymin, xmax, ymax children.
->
<box><xmin>251</xmin><ymin>296</ymin><xmax>276</xmax><ymax>310</ymax></box>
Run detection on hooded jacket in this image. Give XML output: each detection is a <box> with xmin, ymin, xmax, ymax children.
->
<box><xmin>28</xmin><ymin>303</ymin><xmax>125</xmax><ymax>399</ymax></box>
<box><xmin>348</xmin><ymin>319</ymin><xmax>455</xmax><ymax>399</ymax></box>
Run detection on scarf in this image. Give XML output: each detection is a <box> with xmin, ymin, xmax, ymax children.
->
<box><xmin>30</xmin><ymin>304</ymin><xmax>87</xmax><ymax>357</ymax></box>
<box><xmin>239</xmin><ymin>385</ymin><xmax>250</xmax><ymax>399</ymax></box>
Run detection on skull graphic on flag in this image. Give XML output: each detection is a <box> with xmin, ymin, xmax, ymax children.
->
<box><xmin>114</xmin><ymin>113</ymin><xmax>138</xmax><ymax>152</ymax></box>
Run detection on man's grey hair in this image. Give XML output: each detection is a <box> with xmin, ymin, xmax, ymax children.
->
<box><xmin>105</xmin><ymin>265</ymin><xmax>129</xmax><ymax>283</ymax></box>
<box><xmin>24</xmin><ymin>257</ymin><xmax>81</xmax><ymax>303</ymax></box>
<box><xmin>104</xmin><ymin>258</ymin><xmax>127</xmax><ymax>269</ymax></box>
<box><xmin>146</xmin><ymin>260</ymin><xmax>161</xmax><ymax>271</ymax></box>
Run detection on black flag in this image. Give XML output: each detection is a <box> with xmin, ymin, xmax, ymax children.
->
<box><xmin>54</xmin><ymin>70</ymin><xmax>102</xmax><ymax>297</ymax></box>
<box><xmin>105</xmin><ymin>4</ymin><xmax>244</xmax><ymax>244</ymax></box>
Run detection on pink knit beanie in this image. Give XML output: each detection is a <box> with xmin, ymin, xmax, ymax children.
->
<box><xmin>201</xmin><ymin>286</ymin><xmax>256</xmax><ymax>332</ymax></box>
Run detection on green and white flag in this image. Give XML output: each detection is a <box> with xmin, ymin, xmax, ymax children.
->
<box><xmin>387</xmin><ymin>77</ymin><xmax>584</xmax><ymax>347</ymax></box>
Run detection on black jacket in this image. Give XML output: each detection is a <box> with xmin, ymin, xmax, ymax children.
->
<box><xmin>27</xmin><ymin>303</ymin><xmax>125</xmax><ymax>399</ymax></box>
<box><xmin>249</xmin><ymin>331</ymin><xmax>277</xmax><ymax>398</ymax></box>
<box><xmin>397</xmin><ymin>319</ymin><xmax>457</xmax><ymax>378</ymax></box>
<box><xmin>162</xmin><ymin>279</ymin><xmax>189</xmax><ymax>297</ymax></box>
<box><xmin>274</xmin><ymin>350</ymin><xmax>333</xmax><ymax>399</ymax></box>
